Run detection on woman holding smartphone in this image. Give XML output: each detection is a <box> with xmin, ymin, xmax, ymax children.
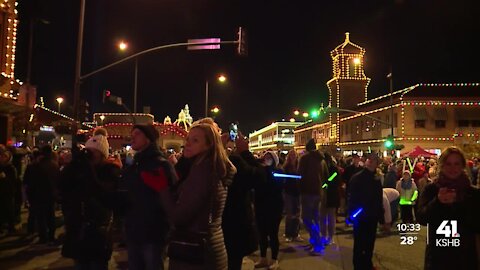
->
<box><xmin>417</xmin><ymin>146</ymin><xmax>480</xmax><ymax>270</ymax></box>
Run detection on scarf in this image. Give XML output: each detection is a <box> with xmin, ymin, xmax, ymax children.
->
<box><xmin>435</xmin><ymin>172</ymin><xmax>471</xmax><ymax>201</ymax></box>
<box><xmin>401</xmin><ymin>178</ymin><xmax>413</xmax><ymax>190</ymax></box>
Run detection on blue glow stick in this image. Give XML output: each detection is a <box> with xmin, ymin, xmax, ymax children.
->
<box><xmin>273</xmin><ymin>173</ymin><xmax>301</xmax><ymax>179</ymax></box>
<box><xmin>351</xmin><ymin>208</ymin><xmax>363</xmax><ymax>218</ymax></box>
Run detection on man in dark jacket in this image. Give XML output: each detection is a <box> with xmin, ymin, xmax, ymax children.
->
<box><xmin>298</xmin><ymin>139</ymin><xmax>329</xmax><ymax>253</ymax></box>
<box><xmin>348</xmin><ymin>153</ymin><xmax>385</xmax><ymax>270</ymax></box>
<box><xmin>221</xmin><ymin>134</ymin><xmax>260</xmax><ymax>270</ymax></box>
<box><xmin>23</xmin><ymin>145</ymin><xmax>59</xmax><ymax>244</ymax></box>
<box><xmin>121</xmin><ymin>125</ymin><xmax>177</xmax><ymax>270</ymax></box>
<box><xmin>0</xmin><ymin>146</ymin><xmax>17</xmax><ymax>234</ymax></box>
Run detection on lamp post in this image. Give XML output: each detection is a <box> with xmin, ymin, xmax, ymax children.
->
<box><xmin>205</xmin><ymin>75</ymin><xmax>227</xmax><ymax>117</ymax></box>
<box><xmin>118</xmin><ymin>41</ymin><xmax>139</xmax><ymax>113</ymax></box>
<box><xmin>211</xmin><ymin>106</ymin><xmax>220</xmax><ymax>119</ymax></box>
<box><xmin>387</xmin><ymin>68</ymin><xmax>394</xmax><ymax>137</ymax></box>
<box><xmin>56</xmin><ymin>97</ymin><xmax>64</xmax><ymax>113</ymax></box>
<box><xmin>302</xmin><ymin>112</ymin><xmax>309</xmax><ymax>122</ymax></box>
<box><xmin>99</xmin><ymin>115</ymin><xmax>105</xmax><ymax>126</ymax></box>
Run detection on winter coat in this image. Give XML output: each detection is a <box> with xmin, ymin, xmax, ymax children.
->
<box><xmin>254</xmin><ymin>165</ymin><xmax>284</xmax><ymax>221</ymax></box>
<box><xmin>283</xmin><ymin>162</ymin><xmax>300</xmax><ymax>197</ymax></box>
<box><xmin>23</xmin><ymin>157</ymin><xmax>59</xmax><ymax>205</ymax></box>
<box><xmin>324</xmin><ymin>164</ymin><xmax>340</xmax><ymax>208</ymax></box>
<box><xmin>383</xmin><ymin>170</ymin><xmax>398</xmax><ymax>189</ymax></box>
<box><xmin>59</xmin><ymin>153</ymin><xmax>121</xmax><ymax>261</ymax></box>
<box><xmin>0</xmin><ymin>163</ymin><xmax>17</xmax><ymax>225</ymax></box>
<box><xmin>417</xmin><ymin>182</ymin><xmax>480</xmax><ymax>270</ymax></box>
<box><xmin>298</xmin><ymin>150</ymin><xmax>329</xmax><ymax>196</ymax></box>
<box><xmin>348</xmin><ymin>168</ymin><xmax>384</xmax><ymax>224</ymax></box>
<box><xmin>222</xmin><ymin>151</ymin><xmax>260</xmax><ymax>258</ymax></box>
<box><xmin>396</xmin><ymin>179</ymin><xmax>418</xmax><ymax>205</ymax></box>
<box><xmin>162</xmin><ymin>156</ymin><xmax>235</xmax><ymax>270</ymax></box>
<box><xmin>121</xmin><ymin>143</ymin><xmax>177</xmax><ymax>246</ymax></box>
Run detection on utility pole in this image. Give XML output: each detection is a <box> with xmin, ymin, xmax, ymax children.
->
<box><xmin>388</xmin><ymin>67</ymin><xmax>394</xmax><ymax>137</ymax></box>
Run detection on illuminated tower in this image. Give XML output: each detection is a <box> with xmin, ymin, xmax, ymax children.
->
<box><xmin>327</xmin><ymin>32</ymin><xmax>370</xmax><ymax>144</ymax></box>
<box><xmin>0</xmin><ymin>0</ymin><xmax>18</xmax><ymax>82</ymax></box>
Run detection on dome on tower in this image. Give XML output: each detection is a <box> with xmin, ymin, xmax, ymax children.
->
<box><xmin>331</xmin><ymin>32</ymin><xmax>365</xmax><ymax>57</ymax></box>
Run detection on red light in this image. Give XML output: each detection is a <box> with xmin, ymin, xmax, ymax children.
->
<box><xmin>105</xmin><ymin>90</ymin><xmax>111</xmax><ymax>97</ymax></box>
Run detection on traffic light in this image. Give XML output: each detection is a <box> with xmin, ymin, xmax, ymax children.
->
<box><xmin>102</xmin><ymin>89</ymin><xmax>111</xmax><ymax>103</ymax></box>
<box><xmin>384</xmin><ymin>135</ymin><xmax>394</xmax><ymax>150</ymax></box>
<box><xmin>310</xmin><ymin>110</ymin><xmax>319</xmax><ymax>118</ymax></box>
<box><xmin>237</xmin><ymin>27</ymin><xmax>248</xmax><ymax>56</ymax></box>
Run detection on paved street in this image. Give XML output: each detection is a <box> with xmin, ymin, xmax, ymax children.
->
<box><xmin>0</xmin><ymin>209</ymin><xmax>426</xmax><ymax>270</ymax></box>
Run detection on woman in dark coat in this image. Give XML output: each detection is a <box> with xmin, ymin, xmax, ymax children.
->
<box><xmin>417</xmin><ymin>146</ymin><xmax>480</xmax><ymax>270</ymax></box>
<box><xmin>320</xmin><ymin>152</ymin><xmax>340</xmax><ymax>245</ymax></box>
<box><xmin>59</xmin><ymin>134</ymin><xmax>120</xmax><ymax>270</ymax></box>
<box><xmin>161</xmin><ymin>121</ymin><xmax>236</xmax><ymax>270</ymax></box>
<box><xmin>254</xmin><ymin>151</ymin><xmax>284</xmax><ymax>270</ymax></box>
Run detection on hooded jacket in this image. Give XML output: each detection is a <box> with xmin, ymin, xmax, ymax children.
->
<box><xmin>298</xmin><ymin>150</ymin><xmax>329</xmax><ymax>196</ymax></box>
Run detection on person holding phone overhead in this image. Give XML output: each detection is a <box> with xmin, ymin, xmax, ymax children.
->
<box><xmin>417</xmin><ymin>147</ymin><xmax>480</xmax><ymax>270</ymax></box>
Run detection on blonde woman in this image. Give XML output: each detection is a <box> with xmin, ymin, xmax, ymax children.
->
<box><xmin>417</xmin><ymin>147</ymin><xmax>480</xmax><ymax>270</ymax></box>
<box><xmin>162</xmin><ymin>121</ymin><xmax>236</xmax><ymax>270</ymax></box>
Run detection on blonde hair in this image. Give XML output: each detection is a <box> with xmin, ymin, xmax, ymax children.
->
<box><xmin>438</xmin><ymin>146</ymin><xmax>467</xmax><ymax>174</ymax></box>
<box><xmin>189</xmin><ymin>122</ymin><xmax>232</xmax><ymax>179</ymax></box>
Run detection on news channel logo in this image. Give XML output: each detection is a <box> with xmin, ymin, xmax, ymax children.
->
<box><xmin>433</xmin><ymin>220</ymin><xmax>460</xmax><ymax>247</ymax></box>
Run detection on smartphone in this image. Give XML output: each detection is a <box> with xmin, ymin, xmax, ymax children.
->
<box><xmin>229</xmin><ymin>123</ymin><xmax>238</xmax><ymax>141</ymax></box>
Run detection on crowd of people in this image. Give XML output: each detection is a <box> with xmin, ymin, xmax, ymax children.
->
<box><xmin>0</xmin><ymin>118</ymin><xmax>479</xmax><ymax>270</ymax></box>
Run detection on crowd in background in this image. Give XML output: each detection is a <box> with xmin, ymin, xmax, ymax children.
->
<box><xmin>1</xmin><ymin>120</ymin><xmax>480</xmax><ymax>270</ymax></box>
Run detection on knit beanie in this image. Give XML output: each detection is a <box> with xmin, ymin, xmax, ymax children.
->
<box><xmin>132</xmin><ymin>124</ymin><xmax>159</xmax><ymax>144</ymax></box>
<box><xmin>85</xmin><ymin>135</ymin><xmax>110</xmax><ymax>159</ymax></box>
<box><xmin>306</xmin><ymin>138</ymin><xmax>316</xmax><ymax>151</ymax></box>
<box><xmin>265</xmin><ymin>151</ymin><xmax>279</xmax><ymax>167</ymax></box>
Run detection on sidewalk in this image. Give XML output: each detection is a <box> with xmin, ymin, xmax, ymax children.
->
<box><xmin>0</xmin><ymin>209</ymin><xmax>425</xmax><ymax>270</ymax></box>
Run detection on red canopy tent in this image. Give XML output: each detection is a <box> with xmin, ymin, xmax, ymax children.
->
<box><xmin>401</xmin><ymin>146</ymin><xmax>436</xmax><ymax>158</ymax></box>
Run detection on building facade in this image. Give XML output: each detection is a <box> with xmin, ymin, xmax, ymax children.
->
<box><xmin>294</xmin><ymin>33</ymin><xmax>480</xmax><ymax>157</ymax></box>
<box><xmin>249</xmin><ymin>121</ymin><xmax>304</xmax><ymax>154</ymax></box>
<box><xmin>0</xmin><ymin>0</ymin><xmax>36</xmax><ymax>145</ymax></box>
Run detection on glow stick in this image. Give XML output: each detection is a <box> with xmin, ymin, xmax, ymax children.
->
<box><xmin>352</xmin><ymin>208</ymin><xmax>363</xmax><ymax>218</ymax></box>
<box><xmin>411</xmin><ymin>190</ymin><xmax>418</xmax><ymax>202</ymax></box>
<box><xmin>407</xmin><ymin>158</ymin><xmax>414</xmax><ymax>173</ymax></box>
<box><xmin>322</xmin><ymin>172</ymin><xmax>339</xmax><ymax>188</ymax></box>
<box><xmin>273</xmin><ymin>173</ymin><xmax>301</xmax><ymax>179</ymax></box>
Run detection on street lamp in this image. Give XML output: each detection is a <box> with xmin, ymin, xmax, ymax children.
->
<box><xmin>294</xmin><ymin>110</ymin><xmax>300</xmax><ymax>116</ymax></box>
<box><xmin>205</xmin><ymin>75</ymin><xmax>227</xmax><ymax>117</ymax></box>
<box><xmin>99</xmin><ymin>114</ymin><xmax>105</xmax><ymax>125</ymax></box>
<box><xmin>56</xmin><ymin>97</ymin><xmax>64</xmax><ymax>113</ymax></box>
<box><xmin>302</xmin><ymin>112</ymin><xmax>309</xmax><ymax>122</ymax></box>
<box><xmin>118</xmin><ymin>41</ymin><xmax>128</xmax><ymax>51</ymax></box>
<box><xmin>117</xmin><ymin>40</ymin><xmax>139</xmax><ymax>113</ymax></box>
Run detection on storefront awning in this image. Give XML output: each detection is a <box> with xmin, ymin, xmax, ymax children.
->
<box><xmin>433</xmin><ymin>107</ymin><xmax>447</xmax><ymax>120</ymax></box>
<box><xmin>414</xmin><ymin>107</ymin><xmax>428</xmax><ymax>120</ymax></box>
<box><xmin>455</xmin><ymin>108</ymin><xmax>477</xmax><ymax>120</ymax></box>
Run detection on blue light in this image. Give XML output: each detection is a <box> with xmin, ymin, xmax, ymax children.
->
<box><xmin>352</xmin><ymin>208</ymin><xmax>363</xmax><ymax>218</ymax></box>
<box><xmin>273</xmin><ymin>173</ymin><xmax>301</xmax><ymax>179</ymax></box>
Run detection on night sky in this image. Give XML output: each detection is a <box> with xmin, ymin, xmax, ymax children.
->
<box><xmin>16</xmin><ymin>0</ymin><xmax>478</xmax><ymax>133</ymax></box>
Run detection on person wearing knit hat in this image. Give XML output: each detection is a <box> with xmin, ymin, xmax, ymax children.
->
<box><xmin>85</xmin><ymin>134</ymin><xmax>110</xmax><ymax>160</ymax></box>
<box><xmin>123</xmin><ymin>124</ymin><xmax>177</xmax><ymax>269</ymax></box>
<box><xmin>396</xmin><ymin>170</ymin><xmax>418</xmax><ymax>223</ymax></box>
<box><xmin>255</xmin><ymin>150</ymin><xmax>284</xmax><ymax>268</ymax></box>
<box><xmin>131</xmin><ymin>125</ymin><xmax>159</xmax><ymax>149</ymax></box>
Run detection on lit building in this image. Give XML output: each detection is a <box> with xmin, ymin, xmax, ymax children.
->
<box><xmin>0</xmin><ymin>0</ymin><xmax>36</xmax><ymax>145</ymax></box>
<box><xmin>294</xmin><ymin>33</ymin><xmax>480</xmax><ymax>157</ymax></box>
<box><xmin>249</xmin><ymin>121</ymin><xmax>304</xmax><ymax>154</ymax></box>
<box><xmin>90</xmin><ymin>109</ymin><xmax>189</xmax><ymax>152</ymax></box>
